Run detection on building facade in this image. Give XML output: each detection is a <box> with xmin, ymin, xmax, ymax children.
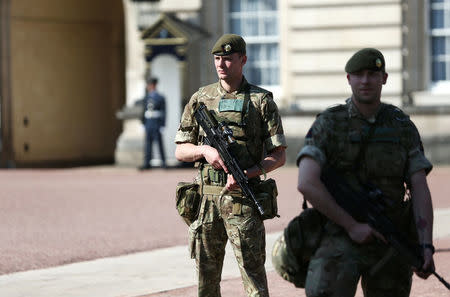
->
<box><xmin>1</xmin><ymin>0</ymin><xmax>448</xmax><ymax>167</ymax></box>
<box><xmin>121</xmin><ymin>0</ymin><xmax>449</xmax><ymax>166</ymax></box>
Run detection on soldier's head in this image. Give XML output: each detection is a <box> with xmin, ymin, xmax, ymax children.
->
<box><xmin>211</xmin><ymin>34</ymin><xmax>247</xmax><ymax>82</ymax></box>
<box><xmin>146</xmin><ymin>77</ymin><xmax>158</xmax><ymax>91</ymax></box>
<box><xmin>211</xmin><ymin>33</ymin><xmax>246</xmax><ymax>57</ymax></box>
<box><xmin>345</xmin><ymin>48</ymin><xmax>386</xmax><ymax>74</ymax></box>
<box><xmin>345</xmin><ymin>48</ymin><xmax>388</xmax><ymax>105</ymax></box>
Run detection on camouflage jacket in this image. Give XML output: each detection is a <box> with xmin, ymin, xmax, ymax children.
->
<box><xmin>297</xmin><ymin>98</ymin><xmax>432</xmax><ymax>210</ymax></box>
<box><xmin>175</xmin><ymin>77</ymin><xmax>286</xmax><ymax>170</ymax></box>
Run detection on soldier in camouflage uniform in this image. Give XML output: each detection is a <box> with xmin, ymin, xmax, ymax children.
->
<box><xmin>175</xmin><ymin>34</ymin><xmax>287</xmax><ymax>297</ymax></box>
<box><xmin>296</xmin><ymin>48</ymin><xmax>435</xmax><ymax>297</ymax></box>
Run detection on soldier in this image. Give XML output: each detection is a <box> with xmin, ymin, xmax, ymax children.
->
<box><xmin>175</xmin><ymin>34</ymin><xmax>287</xmax><ymax>297</ymax></box>
<box><xmin>296</xmin><ymin>48</ymin><xmax>435</xmax><ymax>296</ymax></box>
<box><xmin>139</xmin><ymin>77</ymin><xmax>166</xmax><ymax>170</ymax></box>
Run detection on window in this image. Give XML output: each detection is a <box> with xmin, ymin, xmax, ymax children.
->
<box><xmin>430</xmin><ymin>0</ymin><xmax>450</xmax><ymax>84</ymax></box>
<box><xmin>228</xmin><ymin>0</ymin><xmax>279</xmax><ymax>86</ymax></box>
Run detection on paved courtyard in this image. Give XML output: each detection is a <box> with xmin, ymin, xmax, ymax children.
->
<box><xmin>0</xmin><ymin>166</ymin><xmax>449</xmax><ymax>296</ymax></box>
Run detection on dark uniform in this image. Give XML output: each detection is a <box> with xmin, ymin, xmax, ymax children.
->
<box><xmin>295</xmin><ymin>48</ymin><xmax>433</xmax><ymax>297</ymax></box>
<box><xmin>141</xmin><ymin>84</ymin><xmax>166</xmax><ymax>169</ymax></box>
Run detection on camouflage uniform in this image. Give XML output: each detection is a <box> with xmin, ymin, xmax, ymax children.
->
<box><xmin>175</xmin><ymin>77</ymin><xmax>286</xmax><ymax>297</ymax></box>
<box><xmin>296</xmin><ymin>98</ymin><xmax>432</xmax><ymax>297</ymax></box>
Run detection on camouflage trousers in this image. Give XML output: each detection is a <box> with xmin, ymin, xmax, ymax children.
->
<box><xmin>189</xmin><ymin>191</ymin><xmax>269</xmax><ymax>297</ymax></box>
<box><xmin>305</xmin><ymin>222</ymin><xmax>412</xmax><ymax>297</ymax></box>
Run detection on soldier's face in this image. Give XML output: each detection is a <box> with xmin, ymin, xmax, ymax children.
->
<box><xmin>214</xmin><ymin>53</ymin><xmax>247</xmax><ymax>81</ymax></box>
<box><xmin>347</xmin><ymin>70</ymin><xmax>388</xmax><ymax>104</ymax></box>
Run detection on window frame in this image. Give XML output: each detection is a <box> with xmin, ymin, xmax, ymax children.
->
<box><xmin>428</xmin><ymin>0</ymin><xmax>450</xmax><ymax>93</ymax></box>
<box><xmin>225</xmin><ymin>0</ymin><xmax>281</xmax><ymax>91</ymax></box>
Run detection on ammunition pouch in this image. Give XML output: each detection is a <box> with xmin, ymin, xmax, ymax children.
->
<box><xmin>175</xmin><ymin>182</ymin><xmax>201</xmax><ymax>226</ymax></box>
<box><xmin>253</xmin><ymin>178</ymin><xmax>279</xmax><ymax>220</ymax></box>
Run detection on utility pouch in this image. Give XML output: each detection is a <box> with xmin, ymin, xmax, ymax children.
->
<box><xmin>272</xmin><ymin>207</ymin><xmax>325</xmax><ymax>288</ymax></box>
<box><xmin>175</xmin><ymin>182</ymin><xmax>201</xmax><ymax>226</ymax></box>
<box><xmin>253</xmin><ymin>178</ymin><xmax>279</xmax><ymax>220</ymax></box>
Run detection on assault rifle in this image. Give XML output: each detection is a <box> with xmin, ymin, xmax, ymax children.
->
<box><xmin>194</xmin><ymin>102</ymin><xmax>265</xmax><ymax>216</ymax></box>
<box><xmin>321</xmin><ymin>166</ymin><xmax>450</xmax><ymax>290</ymax></box>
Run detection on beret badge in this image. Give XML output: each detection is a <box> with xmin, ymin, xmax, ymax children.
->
<box><xmin>375</xmin><ymin>58</ymin><xmax>382</xmax><ymax>69</ymax></box>
<box><xmin>224</xmin><ymin>44</ymin><xmax>232</xmax><ymax>53</ymax></box>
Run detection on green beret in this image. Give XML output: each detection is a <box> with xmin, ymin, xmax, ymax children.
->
<box><xmin>211</xmin><ymin>34</ymin><xmax>246</xmax><ymax>56</ymax></box>
<box><xmin>345</xmin><ymin>48</ymin><xmax>385</xmax><ymax>73</ymax></box>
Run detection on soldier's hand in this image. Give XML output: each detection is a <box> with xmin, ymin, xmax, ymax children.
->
<box><xmin>225</xmin><ymin>174</ymin><xmax>240</xmax><ymax>191</ymax></box>
<box><xmin>414</xmin><ymin>248</ymin><xmax>435</xmax><ymax>279</ymax></box>
<box><xmin>347</xmin><ymin>223</ymin><xmax>387</xmax><ymax>244</ymax></box>
<box><xmin>202</xmin><ymin>145</ymin><xmax>228</xmax><ymax>173</ymax></box>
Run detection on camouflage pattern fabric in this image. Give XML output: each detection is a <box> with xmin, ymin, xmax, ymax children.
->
<box><xmin>191</xmin><ymin>193</ymin><xmax>268</xmax><ymax>297</ymax></box>
<box><xmin>296</xmin><ymin>98</ymin><xmax>432</xmax><ymax>297</ymax></box>
<box><xmin>176</xmin><ymin>77</ymin><xmax>286</xmax><ymax>297</ymax></box>
<box><xmin>175</xmin><ymin>77</ymin><xmax>286</xmax><ymax>169</ymax></box>
<box><xmin>306</xmin><ymin>222</ymin><xmax>412</xmax><ymax>297</ymax></box>
<box><xmin>297</xmin><ymin>98</ymin><xmax>432</xmax><ymax>214</ymax></box>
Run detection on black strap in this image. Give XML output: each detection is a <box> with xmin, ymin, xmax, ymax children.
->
<box><xmin>353</xmin><ymin>104</ymin><xmax>387</xmax><ymax>182</ymax></box>
<box><xmin>242</xmin><ymin>86</ymin><xmax>263</xmax><ymax>171</ymax></box>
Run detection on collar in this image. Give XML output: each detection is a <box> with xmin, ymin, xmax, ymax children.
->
<box><xmin>346</xmin><ymin>98</ymin><xmax>384</xmax><ymax>124</ymax></box>
<box><xmin>217</xmin><ymin>76</ymin><xmax>249</xmax><ymax>96</ymax></box>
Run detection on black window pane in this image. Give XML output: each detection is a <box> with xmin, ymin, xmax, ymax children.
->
<box><xmin>432</xmin><ymin>37</ymin><xmax>445</xmax><ymax>55</ymax></box>
<box><xmin>262</xmin><ymin>0</ymin><xmax>277</xmax><ymax>11</ymax></box>
<box><xmin>269</xmin><ymin>66</ymin><xmax>280</xmax><ymax>85</ymax></box>
<box><xmin>431</xmin><ymin>10</ymin><xmax>444</xmax><ymax>29</ymax></box>
<box><xmin>230</xmin><ymin>18</ymin><xmax>242</xmax><ymax>35</ymax></box>
<box><xmin>267</xmin><ymin>43</ymin><xmax>279</xmax><ymax>60</ymax></box>
<box><xmin>242</xmin><ymin>16</ymin><xmax>259</xmax><ymax>36</ymax></box>
<box><xmin>263</xmin><ymin>16</ymin><xmax>278</xmax><ymax>36</ymax></box>
<box><xmin>244</xmin><ymin>66</ymin><xmax>261</xmax><ymax>84</ymax></box>
<box><xmin>243</xmin><ymin>0</ymin><xmax>258</xmax><ymax>12</ymax></box>
<box><xmin>247</xmin><ymin>44</ymin><xmax>262</xmax><ymax>62</ymax></box>
<box><xmin>230</xmin><ymin>0</ymin><xmax>241</xmax><ymax>12</ymax></box>
<box><xmin>432</xmin><ymin>61</ymin><xmax>446</xmax><ymax>81</ymax></box>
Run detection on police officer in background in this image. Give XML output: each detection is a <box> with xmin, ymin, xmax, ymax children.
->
<box><xmin>175</xmin><ymin>34</ymin><xmax>287</xmax><ymax>297</ymax></box>
<box><xmin>139</xmin><ymin>77</ymin><xmax>166</xmax><ymax>170</ymax></box>
<box><xmin>296</xmin><ymin>48</ymin><xmax>435</xmax><ymax>296</ymax></box>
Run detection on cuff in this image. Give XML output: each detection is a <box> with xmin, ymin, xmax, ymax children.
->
<box><xmin>296</xmin><ymin>145</ymin><xmax>326</xmax><ymax>167</ymax></box>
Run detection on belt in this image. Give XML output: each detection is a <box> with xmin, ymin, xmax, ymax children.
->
<box><xmin>200</xmin><ymin>164</ymin><xmax>261</xmax><ymax>187</ymax></box>
<box><xmin>144</xmin><ymin>110</ymin><xmax>163</xmax><ymax>119</ymax></box>
<box><xmin>202</xmin><ymin>184</ymin><xmax>242</xmax><ymax>196</ymax></box>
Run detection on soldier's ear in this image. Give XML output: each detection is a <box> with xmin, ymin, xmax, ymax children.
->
<box><xmin>241</xmin><ymin>55</ymin><xmax>247</xmax><ymax>66</ymax></box>
<box><xmin>382</xmin><ymin>72</ymin><xmax>388</xmax><ymax>84</ymax></box>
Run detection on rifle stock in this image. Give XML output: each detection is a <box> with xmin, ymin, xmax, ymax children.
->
<box><xmin>321</xmin><ymin>166</ymin><xmax>450</xmax><ymax>290</ymax></box>
<box><xmin>194</xmin><ymin>102</ymin><xmax>265</xmax><ymax>216</ymax></box>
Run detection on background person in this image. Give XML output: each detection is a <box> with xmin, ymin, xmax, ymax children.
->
<box><xmin>139</xmin><ymin>77</ymin><xmax>166</xmax><ymax>170</ymax></box>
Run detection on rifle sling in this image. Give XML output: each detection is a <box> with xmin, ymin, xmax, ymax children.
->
<box><xmin>352</xmin><ymin>104</ymin><xmax>387</xmax><ymax>178</ymax></box>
